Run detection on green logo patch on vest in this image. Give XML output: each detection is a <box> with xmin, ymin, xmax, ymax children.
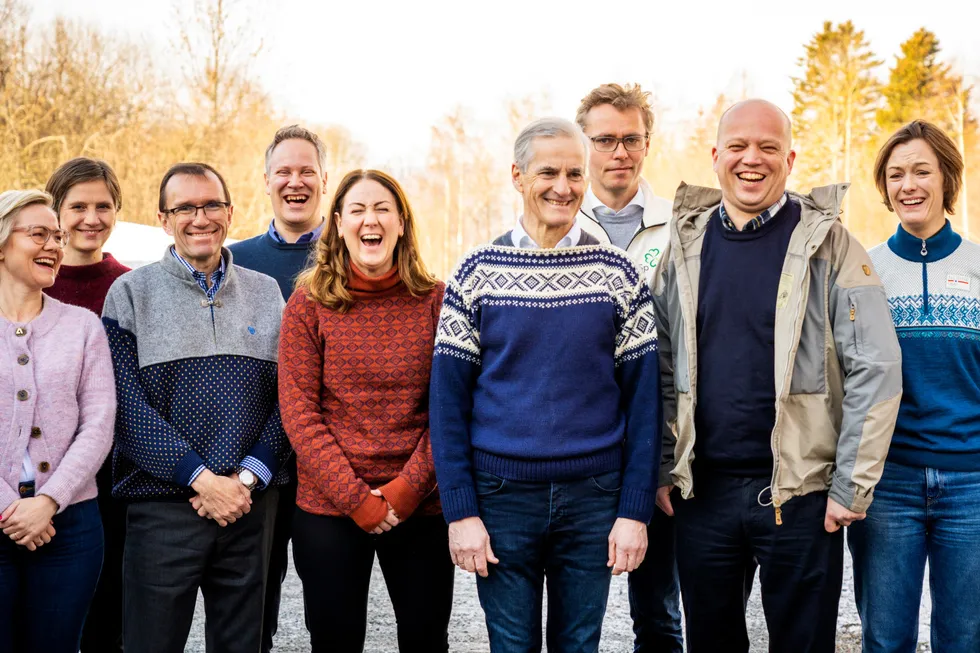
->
<box><xmin>644</xmin><ymin>248</ymin><xmax>662</xmax><ymax>268</ymax></box>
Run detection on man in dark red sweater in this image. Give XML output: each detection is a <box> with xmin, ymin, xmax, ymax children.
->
<box><xmin>45</xmin><ymin>157</ymin><xmax>131</xmax><ymax>653</ymax></box>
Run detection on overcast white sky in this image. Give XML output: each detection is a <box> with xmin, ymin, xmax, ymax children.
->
<box><xmin>32</xmin><ymin>0</ymin><xmax>980</xmax><ymax>166</ymax></box>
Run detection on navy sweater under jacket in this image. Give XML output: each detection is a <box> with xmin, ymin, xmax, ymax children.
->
<box><xmin>694</xmin><ymin>199</ymin><xmax>801</xmax><ymax>476</ymax></box>
<box><xmin>229</xmin><ymin>232</ymin><xmax>315</xmax><ymax>299</ymax></box>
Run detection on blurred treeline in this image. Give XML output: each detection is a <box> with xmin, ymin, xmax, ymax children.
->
<box><xmin>2</xmin><ymin>1</ymin><xmax>976</xmax><ymax>277</ymax></box>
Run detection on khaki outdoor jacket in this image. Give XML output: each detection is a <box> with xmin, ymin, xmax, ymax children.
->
<box><xmin>651</xmin><ymin>182</ymin><xmax>902</xmax><ymax>517</ymax></box>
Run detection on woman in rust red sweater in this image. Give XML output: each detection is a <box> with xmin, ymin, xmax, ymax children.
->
<box><xmin>279</xmin><ymin>169</ymin><xmax>451</xmax><ymax>653</ymax></box>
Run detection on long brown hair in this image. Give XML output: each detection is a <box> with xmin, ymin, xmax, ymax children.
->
<box><xmin>295</xmin><ymin>169</ymin><xmax>437</xmax><ymax>312</ymax></box>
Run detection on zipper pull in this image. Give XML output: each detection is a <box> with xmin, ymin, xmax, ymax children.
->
<box><xmin>774</xmin><ymin>499</ymin><xmax>783</xmax><ymax>526</ymax></box>
<box><xmin>849</xmin><ymin>304</ymin><xmax>856</xmax><ymax>321</ymax></box>
<box><xmin>921</xmin><ymin>239</ymin><xmax>928</xmax><ymax>257</ymax></box>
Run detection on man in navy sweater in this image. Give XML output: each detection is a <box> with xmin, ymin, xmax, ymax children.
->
<box><xmin>430</xmin><ymin>117</ymin><xmax>662</xmax><ymax>652</ymax></box>
<box><xmin>229</xmin><ymin>125</ymin><xmax>326</xmax><ymax>653</ymax></box>
<box><xmin>652</xmin><ymin>100</ymin><xmax>901</xmax><ymax>652</ymax></box>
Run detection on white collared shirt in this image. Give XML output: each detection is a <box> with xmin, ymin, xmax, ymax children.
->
<box><xmin>511</xmin><ymin>216</ymin><xmax>582</xmax><ymax>249</ymax></box>
<box><xmin>585</xmin><ymin>186</ymin><xmax>646</xmax><ymax>215</ymax></box>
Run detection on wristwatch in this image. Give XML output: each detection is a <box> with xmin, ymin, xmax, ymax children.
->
<box><xmin>238</xmin><ymin>469</ymin><xmax>258</xmax><ymax>491</ymax></box>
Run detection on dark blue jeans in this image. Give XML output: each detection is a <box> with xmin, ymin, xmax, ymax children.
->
<box><xmin>673</xmin><ymin>474</ymin><xmax>843</xmax><ymax>653</ymax></box>
<box><xmin>0</xmin><ymin>498</ymin><xmax>104</xmax><ymax>653</ymax></box>
<box><xmin>848</xmin><ymin>459</ymin><xmax>980</xmax><ymax>653</ymax></box>
<box><xmin>627</xmin><ymin>506</ymin><xmax>683</xmax><ymax>652</ymax></box>
<box><xmin>474</xmin><ymin>468</ymin><xmax>621</xmax><ymax>653</ymax></box>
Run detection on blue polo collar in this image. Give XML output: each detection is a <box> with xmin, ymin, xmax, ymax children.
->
<box><xmin>887</xmin><ymin>219</ymin><xmax>961</xmax><ymax>263</ymax></box>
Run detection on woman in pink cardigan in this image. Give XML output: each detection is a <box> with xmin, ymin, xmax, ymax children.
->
<box><xmin>0</xmin><ymin>189</ymin><xmax>115</xmax><ymax>652</ymax></box>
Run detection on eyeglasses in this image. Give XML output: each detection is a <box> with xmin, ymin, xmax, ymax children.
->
<box><xmin>590</xmin><ymin>135</ymin><xmax>648</xmax><ymax>153</ymax></box>
<box><xmin>11</xmin><ymin>226</ymin><xmax>70</xmax><ymax>249</ymax></box>
<box><xmin>164</xmin><ymin>201</ymin><xmax>231</xmax><ymax>219</ymax></box>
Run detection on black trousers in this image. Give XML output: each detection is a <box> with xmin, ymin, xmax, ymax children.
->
<box><xmin>80</xmin><ymin>456</ymin><xmax>125</xmax><ymax>653</ymax></box>
<box><xmin>673</xmin><ymin>474</ymin><xmax>843</xmax><ymax>653</ymax></box>
<box><xmin>291</xmin><ymin>509</ymin><xmax>454</xmax><ymax>653</ymax></box>
<box><xmin>122</xmin><ymin>489</ymin><xmax>278</xmax><ymax>653</ymax></box>
<box><xmin>261</xmin><ymin>460</ymin><xmax>296</xmax><ymax>653</ymax></box>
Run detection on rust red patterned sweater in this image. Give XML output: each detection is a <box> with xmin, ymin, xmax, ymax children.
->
<box><xmin>279</xmin><ymin>264</ymin><xmax>445</xmax><ymax>531</ymax></box>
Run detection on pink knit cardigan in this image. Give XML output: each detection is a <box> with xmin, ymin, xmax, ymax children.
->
<box><xmin>1</xmin><ymin>294</ymin><xmax>115</xmax><ymax>513</ymax></box>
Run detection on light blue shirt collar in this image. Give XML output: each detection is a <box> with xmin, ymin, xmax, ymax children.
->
<box><xmin>511</xmin><ymin>216</ymin><xmax>582</xmax><ymax>249</ymax></box>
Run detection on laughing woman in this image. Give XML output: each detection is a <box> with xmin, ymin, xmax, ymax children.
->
<box><xmin>278</xmin><ymin>170</ymin><xmax>452</xmax><ymax>653</ymax></box>
<box><xmin>0</xmin><ymin>190</ymin><xmax>115</xmax><ymax>652</ymax></box>
<box><xmin>849</xmin><ymin>120</ymin><xmax>980</xmax><ymax>653</ymax></box>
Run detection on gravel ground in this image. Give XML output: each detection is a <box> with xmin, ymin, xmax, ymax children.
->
<box><xmin>187</xmin><ymin>544</ymin><xmax>932</xmax><ymax>652</ymax></box>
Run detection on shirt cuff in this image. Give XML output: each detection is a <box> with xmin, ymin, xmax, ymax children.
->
<box><xmin>240</xmin><ymin>457</ymin><xmax>273</xmax><ymax>489</ymax></box>
<box><xmin>187</xmin><ymin>464</ymin><xmax>207</xmax><ymax>486</ymax></box>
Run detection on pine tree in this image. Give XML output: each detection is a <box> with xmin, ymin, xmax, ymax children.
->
<box><xmin>791</xmin><ymin>21</ymin><xmax>882</xmax><ymax>224</ymax></box>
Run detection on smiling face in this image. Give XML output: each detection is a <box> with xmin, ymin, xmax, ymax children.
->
<box><xmin>0</xmin><ymin>204</ymin><xmax>64</xmax><ymax>291</ymax></box>
<box><xmin>885</xmin><ymin>138</ymin><xmax>947</xmax><ymax>239</ymax></box>
<box><xmin>512</xmin><ymin>135</ymin><xmax>586</xmax><ymax>237</ymax></box>
<box><xmin>713</xmin><ymin>100</ymin><xmax>795</xmax><ymax>224</ymax></box>
<box><xmin>159</xmin><ymin>172</ymin><xmax>232</xmax><ymax>272</ymax></box>
<box><xmin>582</xmin><ymin>104</ymin><xmax>648</xmax><ymax>199</ymax></box>
<box><xmin>265</xmin><ymin>138</ymin><xmax>326</xmax><ymax>234</ymax></box>
<box><xmin>336</xmin><ymin>178</ymin><xmax>404</xmax><ymax>278</ymax></box>
<box><xmin>59</xmin><ymin>179</ymin><xmax>117</xmax><ymax>261</ymax></box>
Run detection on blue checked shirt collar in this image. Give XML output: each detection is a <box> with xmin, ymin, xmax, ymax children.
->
<box><xmin>267</xmin><ymin>218</ymin><xmax>325</xmax><ymax>244</ymax></box>
<box><xmin>170</xmin><ymin>246</ymin><xmax>225</xmax><ymax>301</ymax></box>
<box><xmin>719</xmin><ymin>193</ymin><xmax>788</xmax><ymax>232</ymax></box>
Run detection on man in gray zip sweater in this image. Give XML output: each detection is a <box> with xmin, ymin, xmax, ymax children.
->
<box><xmin>652</xmin><ymin>100</ymin><xmax>901</xmax><ymax>653</ymax></box>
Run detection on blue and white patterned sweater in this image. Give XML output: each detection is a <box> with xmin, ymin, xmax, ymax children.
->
<box><xmin>869</xmin><ymin>221</ymin><xmax>980</xmax><ymax>471</ymax></box>
<box><xmin>102</xmin><ymin>248</ymin><xmax>291</xmax><ymax>501</ymax></box>
<box><xmin>429</xmin><ymin>242</ymin><xmax>662</xmax><ymax>524</ymax></box>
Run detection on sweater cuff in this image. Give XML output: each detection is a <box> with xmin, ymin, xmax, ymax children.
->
<box><xmin>380</xmin><ymin>477</ymin><xmax>422</xmax><ymax>520</ymax></box>
<box><xmin>350</xmin><ymin>494</ymin><xmax>388</xmax><ymax>532</ymax></box>
<box><xmin>618</xmin><ymin>486</ymin><xmax>655</xmax><ymax>524</ymax></box>
<box><xmin>440</xmin><ymin>486</ymin><xmax>479</xmax><ymax>524</ymax></box>
<box><xmin>174</xmin><ymin>450</ymin><xmax>207</xmax><ymax>487</ymax></box>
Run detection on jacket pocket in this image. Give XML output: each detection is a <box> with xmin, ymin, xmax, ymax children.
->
<box><xmin>848</xmin><ymin>286</ymin><xmax>900</xmax><ymax>362</ymax></box>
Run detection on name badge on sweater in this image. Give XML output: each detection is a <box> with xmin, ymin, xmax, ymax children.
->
<box><xmin>947</xmin><ymin>273</ymin><xmax>971</xmax><ymax>292</ymax></box>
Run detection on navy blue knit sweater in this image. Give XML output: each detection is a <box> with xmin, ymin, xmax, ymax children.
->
<box><xmin>429</xmin><ymin>244</ymin><xmax>662</xmax><ymax>524</ymax></box>
<box><xmin>694</xmin><ymin>200</ymin><xmax>801</xmax><ymax>475</ymax></box>
<box><xmin>229</xmin><ymin>232</ymin><xmax>315</xmax><ymax>300</ymax></box>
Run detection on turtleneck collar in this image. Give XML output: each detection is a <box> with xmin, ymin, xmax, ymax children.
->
<box><xmin>887</xmin><ymin>219</ymin><xmax>961</xmax><ymax>263</ymax></box>
<box><xmin>56</xmin><ymin>252</ymin><xmax>129</xmax><ymax>280</ymax></box>
<box><xmin>347</xmin><ymin>262</ymin><xmax>403</xmax><ymax>299</ymax></box>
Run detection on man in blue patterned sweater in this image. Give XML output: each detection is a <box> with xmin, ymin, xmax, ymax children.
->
<box><xmin>102</xmin><ymin>163</ymin><xmax>290</xmax><ymax>653</ymax></box>
<box><xmin>430</xmin><ymin>117</ymin><xmax>662</xmax><ymax>651</ymax></box>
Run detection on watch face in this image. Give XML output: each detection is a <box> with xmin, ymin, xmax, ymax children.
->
<box><xmin>240</xmin><ymin>470</ymin><xmax>256</xmax><ymax>487</ymax></box>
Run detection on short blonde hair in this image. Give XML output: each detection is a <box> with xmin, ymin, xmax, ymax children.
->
<box><xmin>576</xmin><ymin>83</ymin><xmax>654</xmax><ymax>134</ymax></box>
<box><xmin>0</xmin><ymin>189</ymin><xmax>54</xmax><ymax>250</ymax></box>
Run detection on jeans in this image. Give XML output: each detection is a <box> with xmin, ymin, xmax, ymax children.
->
<box><xmin>475</xmin><ymin>468</ymin><xmax>621</xmax><ymax>653</ymax></box>
<box><xmin>0</xmin><ymin>498</ymin><xmax>104</xmax><ymax>653</ymax></box>
<box><xmin>848</xmin><ymin>459</ymin><xmax>980</xmax><ymax>653</ymax></box>
<box><xmin>673</xmin><ymin>473</ymin><xmax>843</xmax><ymax>653</ymax></box>
<box><xmin>292</xmin><ymin>509</ymin><xmax>454</xmax><ymax>653</ymax></box>
<box><xmin>627</xmin><ymin>506</ymin><xmax>683</xmax><ymax>652</ymax></box>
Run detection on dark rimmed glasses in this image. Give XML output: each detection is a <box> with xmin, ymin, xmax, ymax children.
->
<box><xmin>590</xmin><ymin>134</ymin><xmax>649</xmax><ymax>153</ymax></box>
<box><xmin>164</xmin><ymin>201</ymin><xmax>231</xmax><ymax>219</ymax></box>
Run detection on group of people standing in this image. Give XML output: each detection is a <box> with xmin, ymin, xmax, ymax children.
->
<box><xmin>0</xmin><ymin>81</ymin><xmax>976</xmax><ymax>653</ymax></box>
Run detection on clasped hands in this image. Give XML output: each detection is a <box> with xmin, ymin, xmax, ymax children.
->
<box><xmin>1</xmin><ymin>495</ymin><xmax>58</xmax><ymax>551</ymax></box>
<box><xmin>190</xmin><ymin>469</ymin><xmax>252</xmax><ymax>527</ymax></box>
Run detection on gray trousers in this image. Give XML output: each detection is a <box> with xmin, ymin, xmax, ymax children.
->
<box><xmin>122</xmin><ymin>489</ymin><xmax>278</xmax><ymax>653</ymax></box>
